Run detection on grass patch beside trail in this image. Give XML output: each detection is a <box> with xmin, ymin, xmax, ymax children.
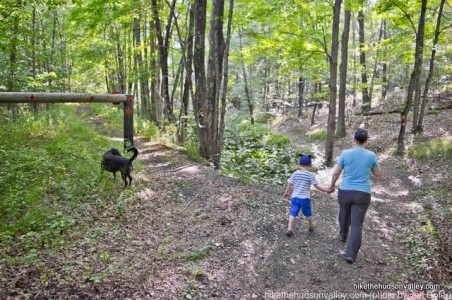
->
<box><xmin>0</xmin><ymin>104</ymin><xmax>136</xmax><ymax>268</ymax></box>
<box><xmin>306</xmin><ymin>128</ymin><xmax>327</xmax><ymax>140</ymax></box>
<box><xmin>408</xmin><ymin>137</ymin><xmax>452</xmax><ymax>161</ymax></box>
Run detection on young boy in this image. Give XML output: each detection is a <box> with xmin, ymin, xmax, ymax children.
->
<box><xmin>283</xmin><ymin>154</ymin><xmax>331</xmax><ymax>237</ymax></box>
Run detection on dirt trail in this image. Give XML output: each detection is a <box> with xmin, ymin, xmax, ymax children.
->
<box><xmin>112</xmin><ymin>131</ymin><xmax>411</xmax><ymax>299</ymax></box>
<box><xmin>5</xmin><ymin>104</ymin><xmax>438</xmax><ymax>300</ymax></box>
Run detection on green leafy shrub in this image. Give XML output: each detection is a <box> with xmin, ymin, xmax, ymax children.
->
<box><xmin>265</xmin><ymin>134</ymin><xmax>291</xmax><ymax>147</ymax></box>
<box><xmin>136</xmin><ymin>119</ymin><xmax>159</xmax><ymax>140</ymax></box>
<box><xmin>221</xmin><ymin>122</ymin><xmax>302</xmax><ymax>185</ymax></box>
<box><xmin>306</xmin><ymin>128</ymin><xmax>327</xmax><ymax>140</ymax></box>
<box><xmin>0</xmin><ymin>104</ymin><xmax>133</xmax><ymax>267</ymax></box>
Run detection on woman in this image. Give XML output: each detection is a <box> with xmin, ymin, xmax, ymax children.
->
<box><xmin>330</xmin><ymin>128</ymin><xmax>382</xmax><ymax>264</ymax></box>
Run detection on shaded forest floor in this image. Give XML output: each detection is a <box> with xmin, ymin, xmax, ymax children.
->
<box><xmin>3</xmin><ymin>97</ymin><xmax>451</xmax><ymax>299</ymax></box>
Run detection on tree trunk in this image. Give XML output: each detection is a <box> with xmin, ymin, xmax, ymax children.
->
<box><xmin>151</xmin><ymin>0</ymin><xmax>176</xmax><ymax>123</ymax></box>
<box><xmin>7</xmin><ymin>14</ymin><xmax>20</xmax><ymax>119</ymax></box>
<box><xmin>325</xmin><ymin>0</ymin><xmax>342</xmax><ymax>166</ymax></box>
<box><xmin>193</xmin><ymin>0</ymin><xmax>208</xmax><ymax>158</ymax></box>
<box><xmin>311</xmin><ymin>82</ymin><xmax>319</xmax><ymax>126</ymax></box>
<box><xmin>297</xmin><ymin>76</ymin><xmax>305</xmax><ymax>119</ymax></box>
<box><xmin>358</xmin><ymin>9</ymin><xmax>370</xmax><ymax>112</ymax></box>
<box><xmin>207</xmin><ymin>0</ymin><xmax>226</xmax><ymax>167</ymax></box>
<box><xmin>239</xmin><ymin>28</ymin><xmax>254</xmax><ymax>125</ymax></box>
<box><xmin>149</xmin><ymin>17</ymin><xmax>160</xmax><ymax>123</ymax></box>
<box><xmin>352</xmin><ymin>13</ymin><xmax>357</xmax><ymax>107</ymax></box>
<box><xmin>217</xmin><ymin>0</ymin><xmax>234</xmax><ymax>167</ymax></box>
<box><xmin>381</xmin><ymin>20</ymin><xmax>388</xmax><ymax>99</ymax></box>
<box><xmin>337</xmin><ymin>8</ymin><xmax>351</xmax><ymax>138</ymax></box>
<box><xmin>397</xmin><ymin>0</ymin><xmax>427</xmax><ymax>155</ymax></box>
<box><xmin>31</xmin><ymin>7</ymin><xmax>38</xmax><ymax>113</ymax></box>
<box><xmin>263</xmin><ymin>61</ymin><xmax>270</xmax><ymax>111</ymax></box>
<box><xmin>178</xmin><ymin>3</ymin><xmax>195</xmax><ymax>144</ymax></box>
<box><xmin>416</xmin><ymin>0</ymin><xmax>445</xmax><ymax>133</ymax></box>
<box><xmin>116</xmin><ymin>27</ymin><xmax>126</xmax><ymax>94</ymax></box>
<box><xmin>369</xmin><ymin>19</ymin><xmax>384</xmax><ymax>102</ymax></box>
<box><xmin>133</xmin><ymin>6</ymin><xmax>151</xmax><ymax>120</ymax></box>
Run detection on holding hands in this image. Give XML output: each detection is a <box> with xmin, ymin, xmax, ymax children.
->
<box><xmin>327</xmin><ymin>185</ymin><xmax>336</xmax><ymax>194</ymax></box>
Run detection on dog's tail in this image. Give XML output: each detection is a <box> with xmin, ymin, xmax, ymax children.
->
<box><xmin>127</xmin><ymin>147</ymin><xmax>139</xmax><ymax>163</ymax></box>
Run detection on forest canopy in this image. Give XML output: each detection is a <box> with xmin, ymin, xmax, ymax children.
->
<box><xmin>0</xmin><ymin>0</ymin><xmax>451</xmax><ymax>163</ymax></box>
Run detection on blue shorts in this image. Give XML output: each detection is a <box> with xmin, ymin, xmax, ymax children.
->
<box><xmin>290</xmin><ymin>198</ymin><xmax>312</xmax><ymax>217</ymax></box>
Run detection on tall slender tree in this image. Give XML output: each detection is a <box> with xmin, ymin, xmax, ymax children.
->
<box><xmin>193</xmin><ymin>0</ymin><xmax>208</xmax><ymax>157</ymax></box>
<box><xmin>337</xmin><ymin>6</ymin><xmax>351</xmax><ymax>138</ymax></box>
<box><xmin>206</xmin><ymin>0</ymin><xmax>226</xmax><ymax>167</ymax></box>
<box><xmin>325</xmin><ymin>0</ymin><xmax>342</xmax><ymax>166</ymax></box>
<box><xmin>415</xmin><ymin>0</ymin><xmax>446</xmax><ymax>133</ymax></box>
<box><xmin>358</xmin><ymin>8</ymin><xmax>370</xmax><ymax>112</ymax></box>
<box><xmin>397</xmin><ymin>0</ymin><xmax>427</xmax><ymax>155</ymax></box>
<box><xmin>217</xmin><ymin>0</ymin><xmax>235</xmax><ymax>165</ymax></box>
<box><xmin>151</xmin><ymin>0</ymin><xmax>176</xmax><ymax>123</ymax></box>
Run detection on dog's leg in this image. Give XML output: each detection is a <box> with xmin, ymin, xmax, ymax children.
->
<box><xmin>121</xmin><ymin>172</ymin><xmax>128</xmax><ymax>187</ymax></box>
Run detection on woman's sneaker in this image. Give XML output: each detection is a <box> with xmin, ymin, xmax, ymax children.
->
<box><xmin>285</xmin><ymin>230</ymin><xmax>294</xmax><ymax>237</ymax></box>
<box><xmin>338</xmin><ymin>250</ymin><xmax>355</xmax><ymax>264</ymax></box>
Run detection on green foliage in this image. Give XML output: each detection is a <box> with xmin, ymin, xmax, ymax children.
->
<box><xmin>408</xmin><ymin>137</ymin><xmax>452</xmax><ymax>161</ymax></box>
<box><xmin>306</xmin><ymin>128</ymin><xmax>327</xmax><ymax>141</ymax></box>
<box><xmin>185</xmin><ymin>245</ymin><xmax>211</xmax><ymax>261</ymax></box>
<box><xmin>0</xmin><ymin>104</ymin><xmax>135</xmax><ymax>268</ymax></box>
<box><xmin>405</xmin><ymin>219</ymin><xmax>440</xmax><ymax>275</ymax></box>
<box><xmin>221</xmin><ymin>120</ymin><xmax>303</xmax><ymax>185</ymax></box>
<box><xmin>158</xmin><ymin>236</ymin><xmax>173</xmax><ymax>255</ymax></box>
<box><xmin>136</xmin><ymin>119</ymin><xmax>159</xmax><ymax>140</ymax></box>
<box><xmin>189</xmin><ymin>266</ymin><xmax>204</xmax><ymax>280</ymax></box>
<box><xmin>185</xmin><ymin>138</ymin><xmax>201</xmax><ymax>161</ymax></box>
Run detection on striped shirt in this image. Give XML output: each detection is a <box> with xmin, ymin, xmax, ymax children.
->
<box><xmin>288</xmin><ymin>170</ymin><xmax>318</xmax><ymax>199</ymax></box>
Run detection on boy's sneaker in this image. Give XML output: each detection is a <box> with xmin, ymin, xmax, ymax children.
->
<box><xmin>285</xmin><ymin>230</ymin><xmax>294</xmax><ymax>237</ymax></box>
<box><xmin>308</xmin><ymin>227</ymin><xmax>315</xmax><ymax>233</ymax></box>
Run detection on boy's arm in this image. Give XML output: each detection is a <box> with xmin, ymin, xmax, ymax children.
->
<box><xmin>284</xmin><ymin>183</ymin><xmax>293</xmax><ymax>199</ymax></box>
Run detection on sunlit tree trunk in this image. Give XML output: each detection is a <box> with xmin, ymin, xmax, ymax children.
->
<box><xmin>133</xmin><ymin>6</ymin><xmax>151</xmax><ymax>120</ymax></box>
<box><xmin>151</xmin><ymin>0</ymin><xmax>176</xmax><ymax>123</ymax></box>
<box><xmin>325</xmin><ymin>0</ymin><xmax>342</xmax><ymax>166</ymax></box>
<box><xmin>239</xmin><ymin>28</ymin><xmax>254</xmax><ymax>125</ymax></box>
<box><xmin>416</xmin><ymin>0</ymin><xmax>445</xmax><ymax>133</ymax></box>
<box><xmin>358</xmin><ymin>9</ymin><xmax>370</xmax><ymax>112</ymax></box>
<box><xmin>337</xmin><ymin>8</ymin><xmax>351</xmax><ymax>138</ymax></box>
<box><xmin>369</xmin><ymin>19</ymin><xmax>384</xmax><ymax>102</ymax></box>
<box><xmin>178</xmin><ymin>3</ymin><xmax>195</xmax><ymax>144</ymax></box>
<box><xmin>115</xmin><ymin>26</ymin><xmax>127</xmax><ymax>94</ymax></box>
<box><xmin>217</xmin><ymin>0</ymin><xmax>234</xmax><ymax>166</ymax></box>
<box><xmin>397</xmin><ymin>0</ymin><xmax>427</xmax><ymax>155</ymax></box>
<box><xmin>149</xmin><ymin>17</ymin><xmax>160</xmax><ymax>123</ymax></box>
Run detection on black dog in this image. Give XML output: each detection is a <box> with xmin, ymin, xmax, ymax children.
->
<box><xmin>101</xmin><ymin>147</ymin><xmax>139</xmax><ymax>187</ymax></box>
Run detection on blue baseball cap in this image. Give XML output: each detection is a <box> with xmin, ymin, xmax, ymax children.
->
<box><xmin>299</xmin><ymin>155</ymin><xmax>312</xmax><ymax>166</ymax></box>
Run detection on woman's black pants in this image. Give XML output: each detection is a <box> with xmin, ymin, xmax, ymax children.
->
<box><xmin>338</xmin><ymin>190</ymin><xmax>371</xmax><ymax>260</ymax></box>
